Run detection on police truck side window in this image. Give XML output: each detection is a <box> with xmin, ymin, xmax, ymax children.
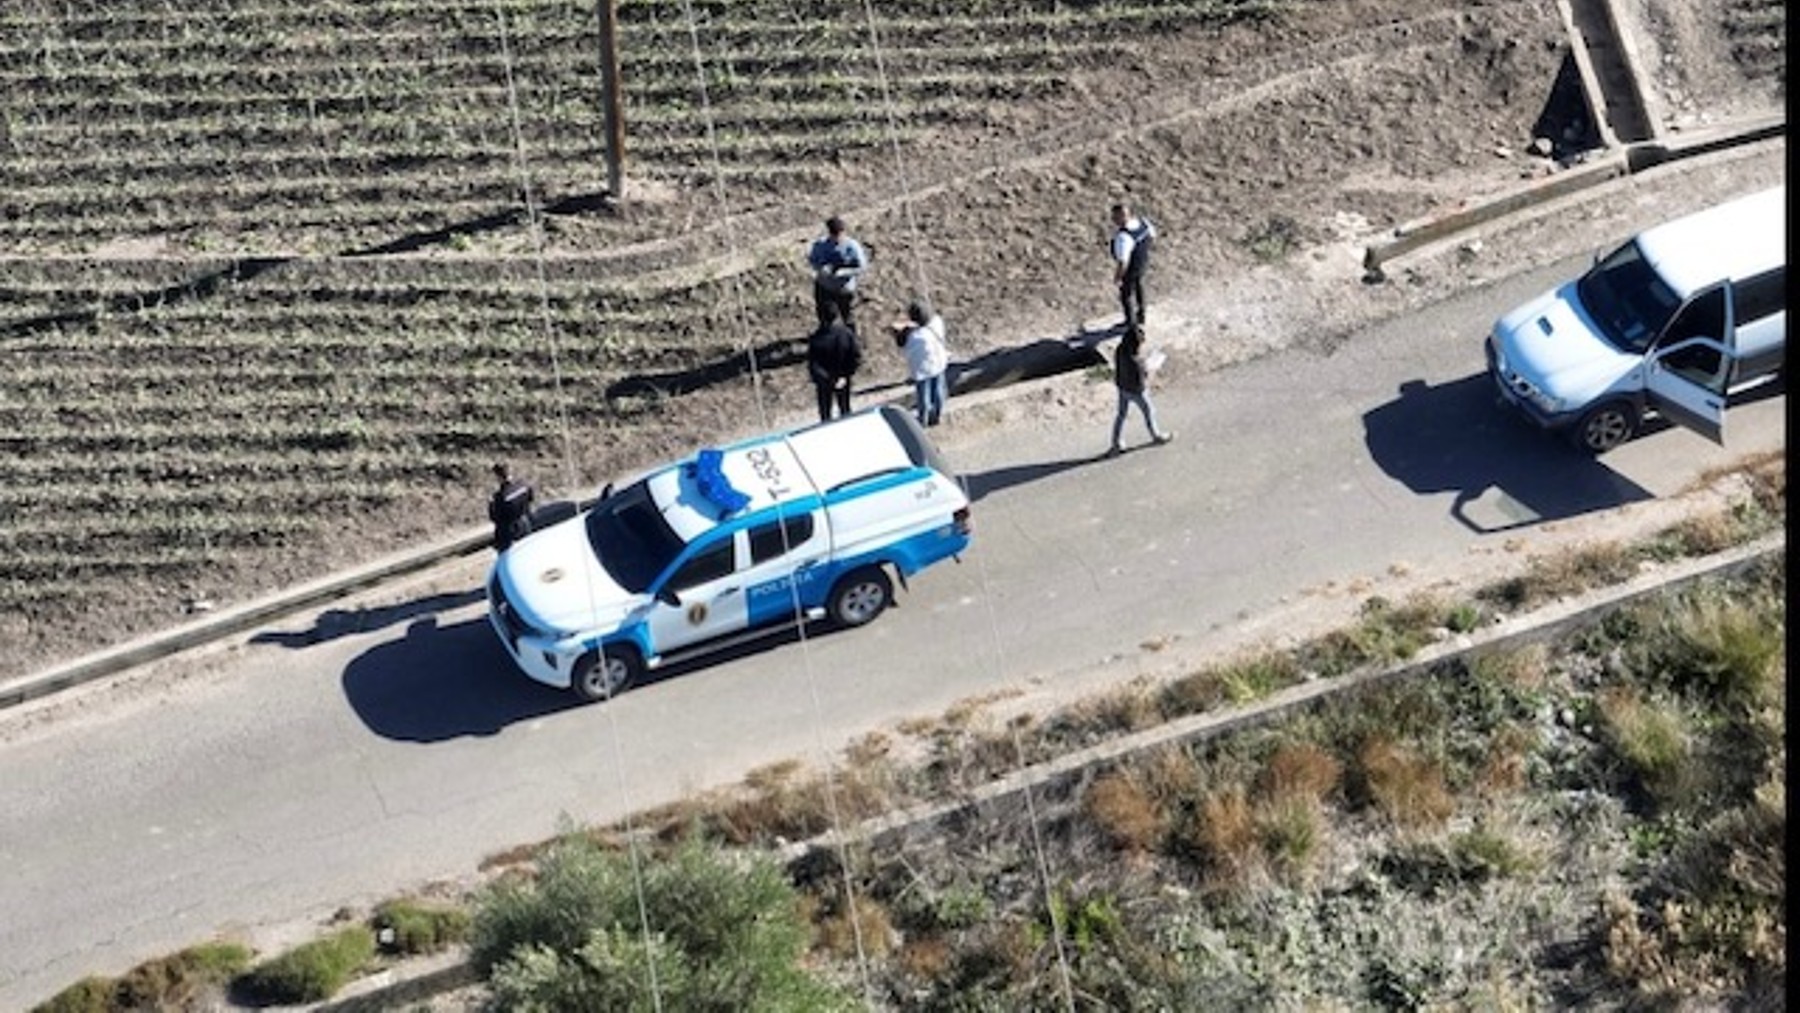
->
<box><xmin>667</xmin><ymin>540</ymin><xmax>735</xmax><ymax>591</ymax></box>
<box><xmin>749</xmin><ymin>514</ymin><xmax>815</xmax><ymax>564</ymax></box>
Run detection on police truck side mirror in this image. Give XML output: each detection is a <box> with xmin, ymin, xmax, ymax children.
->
<box><xmin>656</xmin><ymin>587</ymin><xmax>680</xmax><ymax>607</ymax></box>
<box><xmin>599</xmin><ymin>482</ymin><xmax>613</xmax><ymax>501</ymax></box>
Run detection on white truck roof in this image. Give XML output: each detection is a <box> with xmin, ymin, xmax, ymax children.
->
<box><xmin>1636</xmin><ymin>186</ymin><xmax>1784</xmax><ymax>300</ymax></box>
<box><xmin>645</xmin><ymin>409</ymin><xmax>918</xmax><ymax>544</ymax></box>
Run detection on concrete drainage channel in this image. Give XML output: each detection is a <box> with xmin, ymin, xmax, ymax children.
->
<box><xmin>311</xmin><ymin>532</ymin><xmax>1784</xmax><ymax>1011</ymax></box>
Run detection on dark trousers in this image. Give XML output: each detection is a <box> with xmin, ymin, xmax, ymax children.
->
<box><xmin>1118</xmin><ymin>273</ymin><xmax>1146</xmax><ymax>327</ymax></box>
<box><xmin>814</xmin><ymin>283</ymin><xmax>855</xmax><ymax>330</ymax></box>
<box><xmin>814</xmin><ymin>378</ymin><xmax>851</xmax><ymax>422</ymax></box>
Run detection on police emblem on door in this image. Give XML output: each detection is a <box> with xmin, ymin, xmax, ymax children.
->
<box><xmin>687</xmin><ymin>602</ymin><xmax>708</xmax><ymax>625</ymax></box>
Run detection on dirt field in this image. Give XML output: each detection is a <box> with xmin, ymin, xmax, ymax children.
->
<box><xmin>0</xmin><ymin>0</ymin><xmax>1783</xmax><ymax>679</ymax></box>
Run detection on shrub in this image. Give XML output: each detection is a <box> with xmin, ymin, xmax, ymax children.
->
<box><xmin>1261</xmin><ymin>742</ymin><xmax>1342</xmax><ymax>804</ymax></box>
<box><xmin>372</xmin><ymin>898</ymin><xmax>470</xmax><ymax>956</ymax></box>
<box><xmin>30</xmin><ymin>976</ymin><xmax>114</xmax><ymax>1013</ymax></box>
<box><xmin>117</xmin><ymin>942</ymin><xmax>252</xmax><ymax>1009</ymax></box>
<box><xmin>473</xmin><ymin>833</ymin><xmax>853</xmax><ymax>1010</ymax></box>
<box><xmin>235</xmin><ymin>925</ymin><xmax>375</xmax><ymax>1005</ymax></box>
<box><xmin>1357</xmin><ymin>738</ymin><xmax>1454</xmax><ymax>829</ymax></box>
<box><xmin>1084</xmin><ymin>771</ymin><xmax>1163</xmax><ymax>852</ymax></box>
<box><xmin>1666</xmin><ymin>598</ymin><xmax>1784</xmax><ymax>707</ymax></box>
<box><xmin>1596</xmin><ymin>687</ymin><xmax>1695</xmax><ymax>810</ymax></box>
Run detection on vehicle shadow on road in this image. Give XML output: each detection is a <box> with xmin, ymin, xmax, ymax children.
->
<box><xmin>252</xmin><ymin>588</ymin><xmax>487</xmax><ymax>649</ymax></box>
<box><xmin>342</xmin><ymin>616</ymin><xmax>580</xmax><ymax>741</ymax></box>
<box><xmin>1363</xmin><ymin>374</ymin><xmax>1654</xmax><ymax>534</ymax></box>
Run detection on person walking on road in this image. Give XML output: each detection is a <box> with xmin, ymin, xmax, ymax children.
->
<box><xmin>893</xmin><ymin>299</ymin><xmax>950</xmax><ymax>427</ymax></box>
<box><xmin>808</xmin><ymin>215</ymin><xmax>869</xmax><ymax>331</ymax></box>
<box><xmin>488</xmin><ymin>462</ymin><xmax>536</xmax><ymax>552</ymax></box>
<box><xmin>1107</xmin><ymin>323</ymin><xmax>1172</xmax><ymax>456</ymax></box>
<box><xmin>807</xmin><ymin>318</ymin><xmax>863</xmax><ymax>422</ymax></box>
<box><xmin>1110</xmin><ymin>201</ymin><xmax>1157</xmax><ymax>328</ymax></box>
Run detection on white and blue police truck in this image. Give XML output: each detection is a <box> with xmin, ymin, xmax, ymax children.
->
<box><xmin>487</xmin><ymin>405</ymin><xmax>973</xmax><ymax>701</ymax></box>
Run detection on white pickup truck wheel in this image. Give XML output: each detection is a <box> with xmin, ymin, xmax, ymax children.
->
<box><xmin>829</xmin><ymin>567</ymin><xmax>893</xmax><ymax>627</ymax></box>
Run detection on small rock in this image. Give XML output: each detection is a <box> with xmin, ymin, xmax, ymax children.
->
<box><xmin>1493</xmin><ymin>143</ymin><xmax>1513</xmax><ymax>159</ymax></box>
<box><xmin>1529</xmin><ymin>136</ymin><xmax>1554</xmax><ymax>157</ymax></box>
<box><xmin>185</xmin><ymin>598</ymin><xmax>216</xmax><ymax>614</ymax></box>
<box><xmin>1557</xmin><ymin>707</ymin><xmax>1575</xmax><ymax>727</ymax></box>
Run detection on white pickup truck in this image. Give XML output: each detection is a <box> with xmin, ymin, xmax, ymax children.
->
<box><xmin>488</xmin><ymin>405</ymin><xmax>973</xmax><ymax>701</ymax></box>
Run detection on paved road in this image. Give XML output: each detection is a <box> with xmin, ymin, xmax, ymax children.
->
<box><xmin>0</xmin><ymin>252</ymin><xmax>1785</xmax><ymax>1008</ymax></box>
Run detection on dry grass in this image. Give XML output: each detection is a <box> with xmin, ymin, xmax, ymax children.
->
<box><xmin>1595</xmin><ymin>686</ymin><xmax>1695</xmax><ymax>809</ymax></box>
<box><xmin>812</xmin><ymin>893</ymin><xmax>897</xmax><ymax>960</ymax></box>
<box><xmin>1261</xmin><ymin>742</ymin><xmax>1343</xmax><ymax>804</ymax></box>
<box><xmin>1083</xmin><ymin>771</ymin><xmax>1163</xmax><ymax>853</ymax></box>
<box><xmin>1357</xmin><ymin>737</ymin><xmax>1455</xmax><ymax>830</ymax></box>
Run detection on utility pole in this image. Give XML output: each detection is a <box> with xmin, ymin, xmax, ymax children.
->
<box><xmin>596</xmin><ymin>0</ymin><xmax>626</xmax><ymax>200</ymax></box>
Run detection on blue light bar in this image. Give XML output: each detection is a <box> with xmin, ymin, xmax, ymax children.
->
<box><xmin>692</xmin><ymin>448</ymin><xmax>751</xmax><ymax>515</ymax></box>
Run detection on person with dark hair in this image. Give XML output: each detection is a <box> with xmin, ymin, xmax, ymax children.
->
<box><xmin>1110</xmin><ymin>201</ymin><xmax>1157</xmax><ymax>328</ymax></box>
<box><xmin>892</xmin><ymin>298</ymin><xmax>950</xmax><ymax>427</ymax></box>
<box><xmin>1106</xmin><ymin>324</ymin><xmax>1172</xmax><ymax>456</ymax></box>
<box><xmin>806</xmin><ymin>319</ymin><xmax>862</xmax><ymax>422</ymax></box>
<box><xmin>488</xmin><ymin>462</ymin><xmax>535</xmax><ymax>552</ymax></box>
<box><xmin>807</xmin><ymin>215</ymin><xmax>869</xmax><ymax>330</ymax></box>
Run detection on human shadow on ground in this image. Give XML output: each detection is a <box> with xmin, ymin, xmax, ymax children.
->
<box><xmin>252</xmin><ymin>588</ymin><xmax>486</xmax><ymax>649</ymax></box>
<box><xmin>1363</xmin><ymin>373</ymin><xmax>1655</xmax><ymax>534</ymax></box>
<box><xmin>963</xmin><ymin>454</ymin><xmax>1110</xmax><ymax>503</ymax></box>
<box><xmin>342</xmin><ymin>610</ymin><xmax>858</xmax><ymax>742</ymax></box>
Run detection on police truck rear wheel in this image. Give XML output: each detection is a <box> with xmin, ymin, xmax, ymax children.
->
<box><xmin>829</xmin><ymin>567</ymin><xmax>893</xmax><ymax>628</ymax></box>
<box><xmin>572</xmin><ymin>646</ymin><xmax>641</xmax><ymax>703</ymax></box>
<box><xmin>1572</xmin><ymin>402</ymin><xmax>1637</xmax><ymax>454</ymax></box>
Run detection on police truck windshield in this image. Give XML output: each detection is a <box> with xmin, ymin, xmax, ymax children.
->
<box><xmin>1575</xmin><ymin>240</ymin><xmax>1682</xmax><ymax>354</ymax></box>
<box><xmin>584</xmin><ymin>481</ymin><xmax>686</xmax><ymax>593</ymax></box>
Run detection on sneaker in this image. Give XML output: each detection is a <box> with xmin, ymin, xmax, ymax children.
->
<box><xmin>1153</xmin><ymin>431</ymin><xmax>1175</xmax><ymax>445</ymax></box>
<box><xmin>1105</xmin><ymin>445</ymin><xmax>1122</xmax><ymax>458</ymax></box>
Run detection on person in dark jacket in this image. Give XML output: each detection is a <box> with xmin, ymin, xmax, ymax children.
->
<box><xmin>488</xmin><ymin>462</ymin><xmax>535</xmax><ymax>552</ymax></box>
<box><xmin>1107</xmin><ymin>324</ymin><xmax>1173</xmax><ymax>456</ymax></box>
<box><xmin>806</xmin><ymin>319</ymin><xmax>863</xmax><ymax>422</ymax></box>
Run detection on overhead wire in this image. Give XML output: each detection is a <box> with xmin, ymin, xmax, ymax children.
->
<box><xmin>671</xmin><ymin>0</ymin><xmax>879</xmax><ymax>1001</ymax></box>
<box><xmin>490</xmin><ymin>1</ymin><xmax>664</xmax><ymax>1008</ymax></box>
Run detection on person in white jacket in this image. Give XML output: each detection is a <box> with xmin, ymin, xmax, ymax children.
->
<box><xmin>893</xmin><ymin>299</ymin><xmax>950</xmax><ymax>427</ymax></box>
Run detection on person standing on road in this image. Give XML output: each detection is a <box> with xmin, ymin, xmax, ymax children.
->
<box><xmin>1107</xmin><ymin>323</ymin><xmax>1173</xmax><ymax>456</ymax></box>
<box><xmin>807</xmin><ymin>215</ymin><xmax>869</xmax><ymax>331</ymax></box>
<box><xmin>488</xmin><ymin>462</ymin><xmax>535</xmax><ymax>552</ymax></box>
<box><xmin>893</xmin><ymin>299</ymin><xmax>950</xmax><ymax>427</ymax></box>
<box><xmin>1110</xmin><ymin>201</ymin><xmax>1157</xmax><ymax>328</ymax></box>
<box><xmin>807</xmin><ymin>318</ymin><xmax>863</xmax><ymax>422</ymax></box>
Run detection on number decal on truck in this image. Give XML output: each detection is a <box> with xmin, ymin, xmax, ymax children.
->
<box><xmin>745</xmin><ymin>447</ymin><xmax>791</xmax><ymax>498</ymax></box>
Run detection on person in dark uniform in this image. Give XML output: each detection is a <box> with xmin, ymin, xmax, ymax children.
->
<box><xmin>1110</xmin><ymin>201</ymin><xmax>1157</xmax><ymax>328</ymax></box>
<box><xmin>488</xmin><ymin>462</ymin><xmax>535</xmax><ymax>552</ymax></box>
<box><xmin>806</xmin><ymin>319</ymin><xmax>863</xmax><ymax>422</ymax></box>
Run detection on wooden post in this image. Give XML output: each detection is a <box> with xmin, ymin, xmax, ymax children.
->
<box><xmin>597</xmin><ymin>0</ymin><xmax>625</xmax><ymax>199</ymax></box>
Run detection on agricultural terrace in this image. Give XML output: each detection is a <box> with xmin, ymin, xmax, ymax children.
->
<box><xmin>0</xmin><ymin>0</ymin><xmax>1579</xmax><ymax>677</ymax></box>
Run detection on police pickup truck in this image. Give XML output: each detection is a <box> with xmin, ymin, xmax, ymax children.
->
<box><xmin>487</xmin><ymin>405</ymin><xmax>973</xmax><ymax>701</ymax></box>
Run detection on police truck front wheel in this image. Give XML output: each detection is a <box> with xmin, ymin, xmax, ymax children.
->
<box><xmin>572</xmin><ymin>646</ymin><xmax>641</xmax><ymax>703</ymax></box>
<box><xmin>1571</xmin><ymin>401</ymin><xmax>1638</xmax><ymax>454</ymax></box>
<box><xmin>829</xmin><ymin>567</ymin><xmax>893</xmax><ymax>628</ymax></box>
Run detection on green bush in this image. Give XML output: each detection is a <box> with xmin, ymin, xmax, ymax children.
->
<box><xmin>473</xmin><ymin>833</ymin><xmax>854</xmax><ymax>1010</ymax></box>
<box><xmin>373</xmin><ymin>898</ymin><xmax>471</xmax><ymax>955</ymax></box>
<box><xmin>30</xmin><ymin>976</ymin><xmax>114</xmax><ymax>1013</ymax></box>
<box><xmin>235</xmin><ymin>925</ymin><xmax>376</xmax><ymax>1005</ymax></box>
<box><xmin>117</xmin><ymin>942</ymin><xmax>253</xmax><ymax>1009</ymax></box>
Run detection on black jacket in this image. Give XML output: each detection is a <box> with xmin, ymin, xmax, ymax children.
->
<box><xmin>807</xmin><ymin>322</ymin><xmax>862</xmax><ymax>384</ymax></box>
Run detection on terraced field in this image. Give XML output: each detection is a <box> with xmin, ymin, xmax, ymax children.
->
<box><xmin>0</xmin><ymin>0</ymin><xmax>1781</xmax><ymax>678</ymax></box>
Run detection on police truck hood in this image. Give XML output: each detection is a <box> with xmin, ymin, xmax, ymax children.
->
<box><xmin>494</xmin><ymin>517</ymin><xmax>638</xmax><ymax>635</ymax></box>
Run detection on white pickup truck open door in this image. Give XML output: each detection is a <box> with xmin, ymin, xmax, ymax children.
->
<box><xmin>1645</xmin><ymin>337</ymin><xmax>1730</xmax><ymax>445</ymax></box>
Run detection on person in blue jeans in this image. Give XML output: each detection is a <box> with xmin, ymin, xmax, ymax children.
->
<box><xmin>1108</xmin><ymin>323</ymin><xmax>1173</xmax><ymax>456</ymax></box>
<box><xmin>894</xmin><ymin>299</ymin><xmax>950</xmax><ymax>427</ymax></box>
